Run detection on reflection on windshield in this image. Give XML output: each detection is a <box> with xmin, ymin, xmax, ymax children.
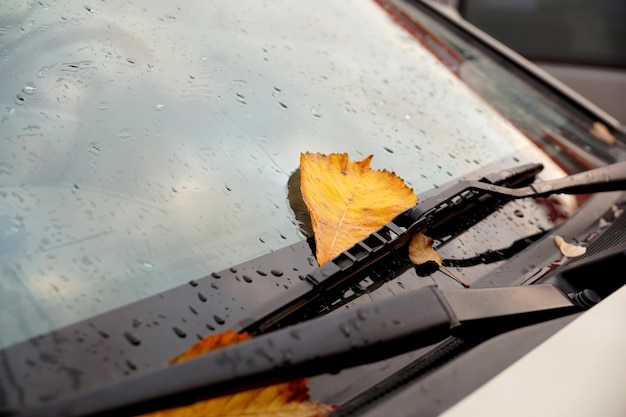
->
<box><xmin>1</xmin><ymin>0</ymin><xmax>556</xmax><ymax>348</ymax></box>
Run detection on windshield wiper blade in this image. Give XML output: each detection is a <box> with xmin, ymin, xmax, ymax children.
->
<box><xmin>12</xmin><ymin>284</ymin><xmax>579</xmax><ymax>417</ymax></box>
<box><xmin>241</xmin><ymin>161</ymin><xmax>626</xmax><ymax>335</ymax></box>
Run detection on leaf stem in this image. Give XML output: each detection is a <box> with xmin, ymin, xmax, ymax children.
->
<box><xmin>439</xmin><ymin>265</ymin><xmax>470</xmax><ymax>288</ymax></box>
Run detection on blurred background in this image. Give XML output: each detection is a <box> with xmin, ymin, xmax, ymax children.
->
<box><xmin>430</xmin><ymin>0</ymin><xmax>626</xmax><ymax>124</ymax></box>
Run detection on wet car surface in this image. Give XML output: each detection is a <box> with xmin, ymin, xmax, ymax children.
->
<box><xmin>1</xmin><ymin>0</ymin><xmax>625</xmax><ymax>415</ymax></box>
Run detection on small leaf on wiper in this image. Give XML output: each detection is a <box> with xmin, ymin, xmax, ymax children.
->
<box><xmin>554</xmin><ymin>235</ymin><xmax>586</xmax><ymax>258</ymax></box>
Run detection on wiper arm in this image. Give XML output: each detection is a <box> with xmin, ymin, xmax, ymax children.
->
<box><xmin>13</xmin><ymin>284</ymin><xmax>579</xmax><ymax>417</ymax></box>
<box><xmin>241</xmin><ymin>161</ymin><xmax>626</xmax><ymax>335</ymax></box>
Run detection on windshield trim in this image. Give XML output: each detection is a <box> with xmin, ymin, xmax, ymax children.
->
<box><xmin>387</xmin><ymin>0</ymin><xmax>623</xmax><ymax>132</ymax></box>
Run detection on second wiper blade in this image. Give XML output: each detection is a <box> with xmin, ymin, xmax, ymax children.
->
<box><xmin>241</xmin><ymin>161</ymin><xmax>626</xmax><ymax>335</ymax></box>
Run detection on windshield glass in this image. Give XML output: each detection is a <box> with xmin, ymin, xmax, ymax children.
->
<box><xmin>0</xmin><ymin>0</ymin><xmax>612</xmax><ymax>350</ymax></box>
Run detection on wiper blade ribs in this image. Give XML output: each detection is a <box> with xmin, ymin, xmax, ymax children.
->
<box><xmin>242</xmin><ymin>161</ymin><xmax>626</xmax><ymax>335</ymax></box>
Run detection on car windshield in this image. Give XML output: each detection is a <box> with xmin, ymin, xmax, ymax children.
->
<box><xmin>0</xmin><ymin>0</ymin><xmax>615</xmax><ymax>350</ymax></box>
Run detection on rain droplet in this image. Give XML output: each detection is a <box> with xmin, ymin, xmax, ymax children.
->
<box><xmin>125</xmin><ymin>57</ymin><xmax>136</xmax><ymax>66</ymax></box>
<box><xmin>189</xmin><ymin>280</ymin><xmax>198</xmax><ymax>287</ymax></box>
<box><xmin>37</xmin><ymin>66</ymin><xmax>50</xmax><ymax>78</ymax></box>
<box><xmin>256</xmin><ymin>270</ymin><xmax>267</xmax><ymax>276</ymax></box>
<box><xmin>98</xmin><ymin>330</ymin><xmax>110</xmax><ymax>338</ymax></box>
<box><xmin>126</xmin><ymin>359</ymin><xmax>137</xmax><ymax>371</ymax></box>
<box><xmin>132</xmin><ymin>318</ymin><xmax>142</xmax><ymax>328</ymax></box>
<box><xmin>172</xmin><ymin>327</ymin><xmax>186</xmax><ymax>338</ymax></box>
<box><xmin>223</xmin><ymin>184</ymin><xmax>232</xmax><ymax>195</ymax></box>
<box><xmin>270</xmin><ymin>269</ymin><xmax>283</xmax><ymax>277</ymax></box>
<box><xmin>189</xmin><ymin>306</ymin><xmax>198</xmax><ymax>315</ymax></box>
<box><xmin>97</xmin><ymin>101</ymin><xmax>110</xmax><ymax>110</ymax></box>
<box><xmin>135</xmin><ymin>258</ymin><xmax>151</xmax><ymax>270</ymax></box>
<box><xmin>514</xmin><ymin>209</ymin><xmax>524</xmax><ymax>218</ymax></box>
<box><xmin>229</xmin><ymin>267</ymin><xmax>237</xmax><ymax>273</ymax></box>
<box><xmin>15</xmin><ymin>94</ymin><xmax>25</xmax><ymax>105</ymax></box>
<box><xmin>383</xmin><ymin>147</ymin><xmax>394</xmax><ymax>154</ymax></box>
<box><xmin>211</xmin><ymin>272</ymin><xmax>221</xmax><ymax>279</ymax></box>
<box><xmin>278</xmin><ymin>102</ymin><xmax>288</xmax><ymax>109</ymax></box>
<box><xmin>124</xmin><ymin>331</ymin><xmax>141</xmax><ymax>346</ymax></box>
<box><xmin>339</xmin><ymin>323</ymin><xmax>351</xmax><ymax>337</ymax></box>
<box><xmin>242</xmin><ymin>274</ymin><xmax>253</xmax><ymax>283</ymax></box>
<box><xmin>87</xmin><ymin>142</ymin><xmax>101</xmax><ymax>155</ymax></box>
<box><xmin>198</xmin><ymin>292</ymin><xmax>207</xmax><ymax>302</ymax></box>
<box><xmin>210</xmin><ymin>282</ymin><xmax>219</xmax><ymax>290</ymax></box>
<box><xmin>22</xmin><ymin>83</ymin><xmax>36</xmax><ymax>95</ymax></box>
<box><xmin>213</xmin><ymin>315</ymin><xmax>225</xmax><ymax>325</ymax></box>
<box><xmin>170</xmin><ymin>185</ymin><xmax>178</xmax><ymax>193</ymax></box>
<box><xmin>155</xmin><ymin>102</ymin><xmax>165</xmax><ymax>111</ymax></box>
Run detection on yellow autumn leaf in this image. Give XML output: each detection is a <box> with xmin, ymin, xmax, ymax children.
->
<box><xmin>140</xmin><ymin>330</ymin><xmax>335</xmax><ymax>417</ymax></box>
<box><xmin>299</xmin><ymin>152</ymin><xmax>467</xmax><ymax>286</ymax></box>
<box><xmin>300</xmin><ymin>152</ymin><xmax>418</xmax><ymax>265</ymax></box>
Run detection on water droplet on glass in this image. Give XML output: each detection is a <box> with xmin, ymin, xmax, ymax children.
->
<box><xmin>126</xmin><ymin>359</ymin><xmax>137</xmax><ymax>371</ymax></box>
<box><xmin>270</xmin><ymin>269</ymin><xmax>283</xmax><ymax>277</ymax></box>
<box><xmin>84</xmin><ymin>6</ymin><xmax>94</xmax><ymax>14</ymax></box>
<box><xmin>15</xmin><ymin>94</ymin><xmax>25</xmax><ymax>105</ymax></box>
<box><xmin>132</xmin><ymin>318</ymin><xmax>142</xmax><ymax>328</ymax></box>
<box><xmin>278</xmin><ymin>102</ymin><xmax>288</xmax><ymax>109</ymax></box>
<box><xmin>206</xmin><ymin>323</ymin><xmax>215</xmax><ymax>331</ymax></box>
<box><xmin>87</xmin><ymin>142</ymin><xmax>101</xmax><ymax>155</ymax></box>
<box><xmin>189</xmin><ymin>280</ymin><xmax>198</xmax><ymax>287</ymax></box>
<box><xmin>155</xmin><ymin>102</ymin><xmax>165</xmax><ymax>111</ymax></box>
<box><xmin>383</xmin><ymin>147</ymin><xmax>394</xmax><ymax>154</ymax></box>
<box><xmin>125</xmin><ymin>57</ymin><xmax>136</xmax><ymax>66</ymax></box>
<box><xmin>339</xmin><ymin>323</ymin><xmax>351</xmax><ymax>337</ymax></box>
<box><xmin>97</xmin><ymin>101</ymin><xmax>110</xmax><ymax>110</ymax></box>
<box><xmin>22</xmin><ymin>83</ymin><xmax>36</xmax><ymax>95</ymax></box>
<box><xmin>198</xmin><ymin>292</ymin><xmax>207</xmax><ymax>302</ymax></box>
<box><xmin>229</xmin><ymin>267</ymin><xmax>237</xmax><ymax>273</ymax></box>
<box><xmin>256</xmin><ymin>270</ymin><xmax>267</xmax><ymax>276</ymax></box>
<box><xmin>124</xmin><ymin>331</ymin><xmax>141</xmax><ymax>346</ymax></box>
<box><xmin>98</xmin><ymin>330</ymin><xmax>110</xmax><ymax>338</ymax></box>
<box><xmin>189</xmin><ymin>306</ymin><xmax>198</xmax><ymax>315</ymax></box>
<box><xmin>170</xmin><ymin>185</ymin><xmax>178</xmax><ymax>193</ymax></box>
<box><xmin>242</xmin><ymin>274</ymin><xmax>253</xmax><ymax>283</ymax></box>
<box><xmin>211</xmin><ymin>272</ymin><xmax>221</xmax><ymax>279</ymax></box>
<box><xmin>223</xmin><ymin>183</ymin><xmax>232</xmax><ymax>195</ymax></box>
<box><xmin>37</xmin><ymin>66</ymin><xmax>50</xmax><ymax>78</ymax></box>
<box><xmin>514</xmin><ymin>209</ymin><xmax>524</xmax><ymax>218</ymax></box>
<box><xmin>213</xmin><ymin>315</ymin><xmax>225</xmax><ymax>325</ymax></box>
<box><xmin>210</xmin><ymin>282</ymin><xmax>219</xmax><ymax>290</ymax></box>
<box><xmin>140</xmin><ymin>261</ymin><xmax>153</xmax><ymax>270</ymax></box>
<box><xmin>172</xmin><ymin>327</ymin><xmax>186</xmax><ymax>338</ymax></box>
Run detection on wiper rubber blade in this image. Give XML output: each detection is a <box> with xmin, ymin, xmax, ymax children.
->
<box><xmin>13</xmin><ymin>285</ymin><xmax>578</xmax><ymax>417</ymax></box>
<box><xmin>241</xmin><ymin>161</ymin><xmax>626</xmax><ymax>335</ymax></box>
